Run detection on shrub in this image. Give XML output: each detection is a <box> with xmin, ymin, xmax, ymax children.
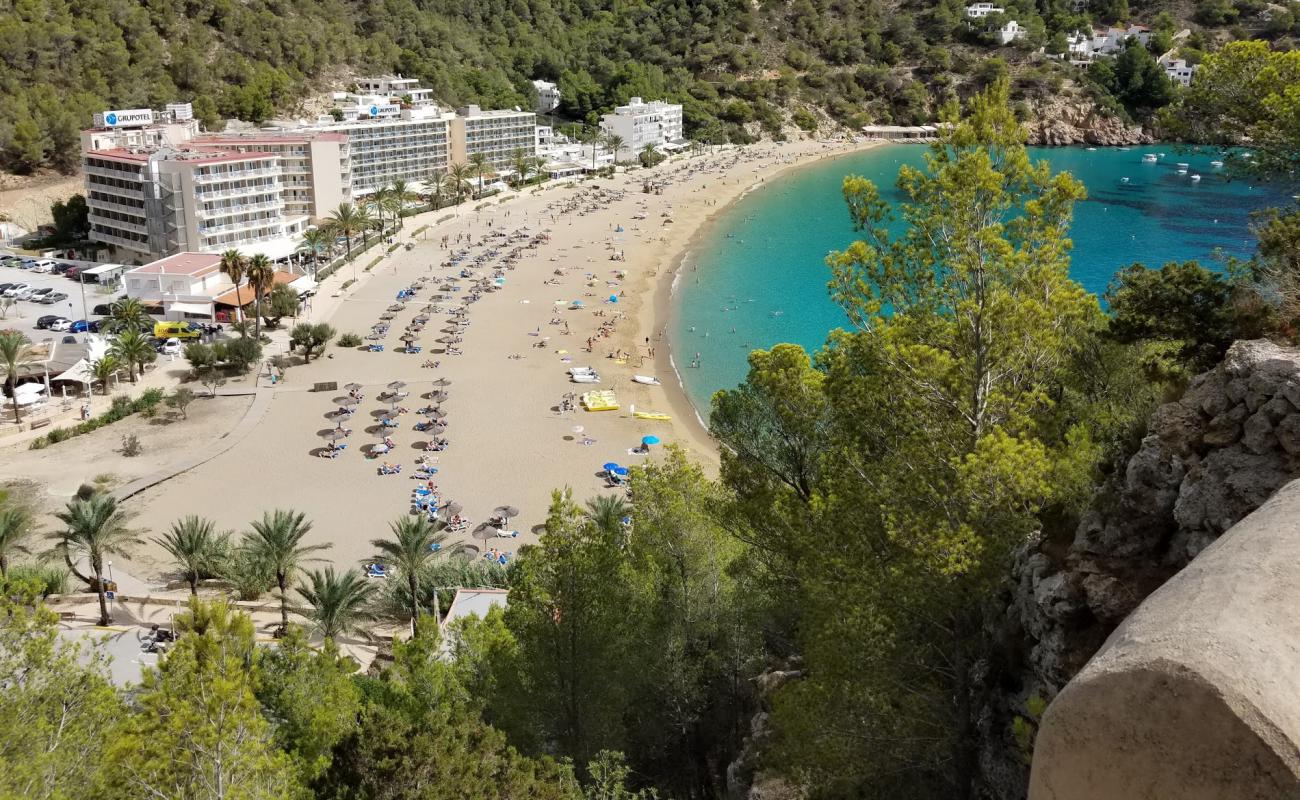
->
<box><xmin>28</xmin><ymin>437</ymin><xmax>47</xmax><ymax>450</ymax></box>
<box><xmin>167</xmin><ymin>387</ymin><xmax>195</xmax><ymax>419</ymax></box>
<box><xmin>341</xmin><ymin>279</ymin><xmax>356</xmax><ymax>290</ymax></box>
<box><xmin>45</xmin><ymin>427</ymin><xmax>73</xmax><ymax>444</ymax></box>
<box><xmin>6</xmin><ymin>564</ymin><xmax>70</xmax><ymax>596</ymax></box>
<box><xmin>136</xmin><ymin>387</ymin><xmax>165</xmax><ymax>410</ymax></box>
<box><xmin>106</xmin><ymin>394</ymin><xmax>134</xmax><ymax>422</ymax></box>
<box><xmin>224</xmin><ymin>336</ymin><xmax>263</xmax><ymax>373</ymax></box>
<box><xmin>120</xmin><ymin>433</ymin><xmax>142</xmax><ymax>457</ymax></box>
<box><xmin>337</xmin><ymin>332</ymin><xmax>363</xmax><ymax>347</ymax></box>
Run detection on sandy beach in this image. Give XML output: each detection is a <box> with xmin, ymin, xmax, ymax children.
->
<box><xmin>4</xmin><ymin>137</ymin><xmax>881</xmax><ymax>580</ymax></box>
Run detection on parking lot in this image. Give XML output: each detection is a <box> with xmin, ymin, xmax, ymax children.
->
<box><xmin>0</xmin><ymin>262</ymin><xmax>124</xmax><ymax>341</ymax></box>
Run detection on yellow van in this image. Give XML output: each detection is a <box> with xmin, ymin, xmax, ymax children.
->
<box><xmin>153</xmin><ymin>321</ymin><xmax>202</xmax><ymax>339</ymax></box>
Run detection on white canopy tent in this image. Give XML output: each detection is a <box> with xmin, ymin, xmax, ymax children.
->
<box><xmin>54</xmin><ymin>359</ymin><xmax>95</xmax><ymax>386</ymax></box>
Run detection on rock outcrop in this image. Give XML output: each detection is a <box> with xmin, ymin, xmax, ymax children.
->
<box><xmin>981</xmin><ymin>340</ymin><xmax>1300</xmax><ymax>799</ymax></box>
<box><xmin>1029</xmin><ymin>479</ymin><xmax>1300</xmax><ymax>799</ymax></box>
<box><xmin>1024</xmin><ymin>94</ymin><xmax>1153</xmax><ymax>147</ymax></box>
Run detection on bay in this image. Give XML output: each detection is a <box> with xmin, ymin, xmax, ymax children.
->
<box><xmin>670</xmin><ymin>144</ymin><xmax>1290</xmax><ymax>413</ymax></box>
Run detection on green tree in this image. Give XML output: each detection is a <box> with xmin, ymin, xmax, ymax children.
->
<box><xmin>90</xmin><ymin>354</ymin><xmax>122</xmax><ymax>395</ymax></box>
<box><xmin>325</xmin><ymin>202</ymin><xmax>367</xmax><ymax>261</ymax></box>
<box><xmin>109</xmin><ymin>328</ymin><xmax>156</xmax><ymax>383</ymax></box>
<box><xmin>245</xmin><ymin>253</ymin><xmax>275</xmax><ymax>338</ymax></box>
<box><xmin>103</xmin><ymin>296</ymin><xmax>149</xmax><ymax>334</ymax></box>
<box><xmin>50</xmin><ymin>494</ymin><xmax>143</xmax><ymax>626</ymax></box>
<box><xmin>0</xmin><ymin>503</ymin><xmax>35</xmax><ymax>579</ymax></box>
<box><xmin>603</xmin><ymin>132</ymin><xmax>626</xmax><ymax>165</ymax></box>
<box><xmin>102</xmin><ymin>599</ymin><xmax>301</xmax><ymax>800</ymax></box>
<box><xmin>265</xmin><ymin>282</ymin><xmax>300</xmax><ymax>324</ymax></box>
<box><xmin>297</xmin><ymin>228</ymin><xmax>332</xmax><ymax>274</ymax></box>
<box><xmin>288</xmin><ymin>322</ymin><xmax>336</xmax><ymax>362</ymax></box>
<box><xmin>715</xmin><ymin>81</ymin><xmax>1105</xmax><ymax>797</ymax></box>
<box><xmin>469</xmin><ymin>151</ymin><xmax>491</xmax><ymax>195</ymax></box>
<box><xmin>0</xmin><ymin>584</ymin><xmax>121</xmax><ymax>799</ymax></box>
<box><xmin>0</xmin><ymin>330</ymin><xmax>35</xmax><ymax>423</ymax></box>
<box><xmin>388</xmin><ymin>178</ymin><xmax>418</xmax><ymax>229</ymax></box>
<box><xmin>296</xmin><ymin>566</ymin><xmax>376</xmax><ymax>640</ymax></box>
<box><xmin>448</xmin><ymin>162</ymin><xmax>474</xmax><ymax>204</ymax></box>
<box><xmin>583</xmin><ymin>494</ymin><xmax>630</xmax><ymax>537</ymax></box>
<box><xmin>220</xmin><ymin>249</ymin><xmax>248</xmax><ymax>327</ymax></box>
<box><xmin>255</xmin><ymin>626</ymin><xmax>361</xmax><ymax>783</ymax></box>
<box><xmin>50</xmin><ymin>194</ymin><xmax>89</xmax><ymax>243</ymax></box>
<box><xmin>370</xmin><ymin>515</ymin><xmax>450</xmax><ymax>634</ymax></box>
<box><xmin>168</xmin><ymin>386</ymin><xmax>196</xmax><ymax>419</ymax></box>
<box><xmin>245</xmin><ymin>509</ymin><xmax>330</xmax><ymax>634</ymax></box>
<box><xmin>153</xmin><ymin>515</ymin><xmax>230</xmax><ymax>595</ymax></box>
<box><xmin>1163</xmin><ymin>40</ymin><xmax>1300</xmax><ymax>177</ymax></box>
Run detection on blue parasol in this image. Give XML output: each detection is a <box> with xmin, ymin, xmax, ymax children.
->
<box><xmin>603</xmin><ymin>462</ymin><xmax>621</xmax><ymax>472</ymax></box>
<box><xmin>642</xmin><ymin>435</ymin><xmax>661</xmax><ymax>446</ymax></box>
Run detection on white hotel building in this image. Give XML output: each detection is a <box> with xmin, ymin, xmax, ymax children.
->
<box><xmin>450</xmin><ymin>106</ymin><xmax>539</xmax><ymax>172</ymax></box>
<box><xmin>82</xmin><ymin>79</ymin><xmax>538</xmax><ymax>261</ymax></box>
<box><xmin>599</xmin><ymin>97</ymin><xmax>684</xmax><ymax>151</ymax></box>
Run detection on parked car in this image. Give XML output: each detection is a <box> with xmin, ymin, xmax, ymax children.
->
<box><xmin>0</xmin><ymin>283</ymin><xmax>14</xmax><ymax>294</ymax></box>
<box><xmin>25</xmin><ymin>287</ymin><xmax>54</xmax><ymax>300</ymax></box>
<box><xmin>158</xmin><ymin>337</ymin><xmax>182</xmax><ymax>356</ymax></box>
<box><xmin>32</xmin><ymin>259</ymin><xmax>57</xmax><ymax>273</ymax></box>
<box><xmin>2</xmin><ymin>283</ymin><xmax>31</xmax><ymax>298</ymax></box>
<box><xmin>69</xmin><ymin>319</ymin><xmax>99</xmax><ymax>333</ymax></box>
<box><xmin>37</xmin><ymin>292</ymin><xmax>68</xmax><ymax>305</ymax></box>
<box><xmin>17</xmin><ymin>258</ymin><xmax>36</xmax><ymax>270</ymax></box>
<box><xmin>0</xmin><ymin>256</ymin><xmax>21</xmax><ymax>267</ymax></box>
<box><xmin>49</xmin><ymin>318</ymin><xmax>73</xmax><ymax>332</ymax></box>
<box><xmin>64</xmin><ymin>266</ymin><xmax>81</xmax><ymax>279</ymax></box>
<box><xmin>35</xmin><ymin>315</ymin><xmax>61</xmax><ymax>329</ymax></box>
<box><xmin>92</xmin><ymin>302</ymin><xmax>115</xmax><ymax>315</ymax></box>
<box><xmin>51</xmin><ymin>262</ymin><xmax>73</xmax><ymax>275</ymax></box>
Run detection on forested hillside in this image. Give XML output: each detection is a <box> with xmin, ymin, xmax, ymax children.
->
<box><xmin>1</xmin><ymin>0</ymin><xmax>1296</xmax><ymax>175</ymax></box>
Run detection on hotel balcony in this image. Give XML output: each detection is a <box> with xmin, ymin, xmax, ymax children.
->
<box><xmin>88</xmin><ymin>212</ymin><xmax>148</xmax><ymax>235</ymax></box>
<box><xmin>193</xmin><ymin>166</ymin><xmax>280</xmax><ymax>184</ymax></box>
<box><xmin>197</xmin><ymin>198</ymin><xmax>285</xmax><ymax>219</ymax></box>
<box><xmin>196</xmin><ymin>182</ymin><xmax>283</xmax><ymax>200</ymax></box>
<box><xmin>200</xmin><ymin>215</ymin><xmax>284</xmax><ymax>236</ymax></box>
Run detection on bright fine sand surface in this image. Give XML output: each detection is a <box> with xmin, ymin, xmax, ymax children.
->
<box><xmin>100</xmin><ymin>138</ymin><xmax>876</xmax><ymax>578</ymax></box>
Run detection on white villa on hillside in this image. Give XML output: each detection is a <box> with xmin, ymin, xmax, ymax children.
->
<box><xmin>999</xmin><ymin>20</ymin><xmax>1027</xmax><ymax>44</ymax></box>
<box><xmin>966</xmin><ymin>2</ymin><xmax>1005</xmax><ymax>17</ymax></box>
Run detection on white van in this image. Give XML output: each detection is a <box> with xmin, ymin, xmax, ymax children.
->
<box><xmin>32</xmin><ymin>259</ymin><xmax>58</xmax><ymax>273</ymax></box>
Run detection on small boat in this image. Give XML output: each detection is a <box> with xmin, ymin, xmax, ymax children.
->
<box><xmin>632</xmin><ymin>375</ymin><xmax>661</xmax><ymax>386</ymax></box>
<box><xmin>1177</xmin><ymin>167</ymin><xmax>1187</xmax><ymax>174</ymax></box>
<box><xmin>568</xmin><ymin>366</ymin><xmax>596</xmax><ymax>375</ymax></box>
<box><xmin>1087</xmin><ymin>147</ymin><xmax>1097</xmax><ymax>151</ymax></box>
<box><xmin>1191</xmin><ymin>174</ymin><xmax>1202</xmax><ymax>182</ymax></box>
<box><xmin>1211</xmin><ymin>160</ymin><xmax>1225</xmax><ymax>168</ymax></box>
<box><xmin>1120</xmin><ymin>177</ymin><xmax>1130</xmax><ymax>184</ymax></box>
<box><xmin>1177</xmin><ymin>162</ymin><xmax>1189</xmax><ymax>168</ymax></box>
<box><xmin>1142</xmin><ymin>154</ymin><xmax>1158</xmax><ymax>163</ymax></box>
<box><xmin>572</xmin><ymin>373</ymin><xmax>601</xmax><ymax>384</ymax></box>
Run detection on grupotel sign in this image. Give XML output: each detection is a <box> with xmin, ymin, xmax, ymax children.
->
<box><xmin>102</xmin><ymin>109</ymin><xmax>155</xmax><ymax>128</ymax></box>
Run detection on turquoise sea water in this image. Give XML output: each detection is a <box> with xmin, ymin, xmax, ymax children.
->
<box><xmin>671</xmin><ymin>145</ymin><xmax>1291</xmax><ymax>414</ymax></box>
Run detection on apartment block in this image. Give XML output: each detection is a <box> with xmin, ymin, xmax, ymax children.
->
<box><xmin>449</xmin><ymin>106</ymin><xmax>538</xmax><ymax>172</ymax></box>
<box><xmin>600</xmin><ymin>97</ymin><xmax>684</xmax><ymax>151</ymax></box>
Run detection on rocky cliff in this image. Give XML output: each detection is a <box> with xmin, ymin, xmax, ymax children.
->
<box><xmin>981</xmin><ymin>340</ymin><xmax>1300</xmax><ymax>799</ymax></box>
<box><xmin>1024</xmin><ymin>93</ymin><xmax>1153</xmax><ymax>147</ymax></box>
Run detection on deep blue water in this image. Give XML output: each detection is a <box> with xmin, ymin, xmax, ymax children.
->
<box><xmin>671</xmin><ymin>145</ymin><xmax>1289</xmax><ymax>413</ymax></box>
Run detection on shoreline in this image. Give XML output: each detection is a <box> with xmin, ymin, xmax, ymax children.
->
<box><xmin>644</xmin><ymin>139</ymin><xmax>888</xmax><ymax>457</ymax></box>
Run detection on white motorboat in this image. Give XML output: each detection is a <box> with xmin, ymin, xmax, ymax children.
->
<box><xmin>1191</xmin><ymin>174</ymin><xmax>1202</xmax><ymax>182</ymax></box>
<box><xmin>1142</xmin><ymin>154</ymin><xmax>1158</xmax><ymax>163</ymax></box>
<box><xmin>632</xmin><ymin>375</ymin><xmax>662</xmax><ymax>386</ymax></box>
<box><xmin>1211</xmin><ymin>160</ymin><xmax>1225</xmax><ymax>168</ymax></box>
<box><xmin>568</xmin><ymin>366</ymin><xmax>597</xmax><ymax>375</ymax></box>
<box><xmin>571</xmin><ymin>372</ymin><xmax>601</xmax><ymax>384</ymax></box>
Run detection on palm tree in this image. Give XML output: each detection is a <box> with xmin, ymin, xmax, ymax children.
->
<box><xmin>370</xmin><ymin>516</ymin><xmax>449</xmax><ymax>635</ymax></box>
<box><xmin>297</xmin><ymin>567</ymin><xmax>376</xmax><ymax>640</ymax></box>
<box><xmin>368</xmin><ymin>185</ymin><xmax>391</xmax><ymax>239</ymax></box>
<box><xmin>109</xmin><ymin>329</ymin><xmax>155</xmax><ymax>383</ymax></box>
<box><xmin>297</xmin><ymin>229</ymin><xmax>332</xmax><ymax>277</ymax></box>
<box><xmin>0</xmin><ymin>330</ymin><xmax>34</xmax><ymax>423</ymax></box>
<box><xmin>153</xmin><ymin>515</ymin><xmax>229</xmax><ymax>595</ymax></box>
<box><xmin>447</xmin><ymin>163</ymin><xmax>474</xmax><ymax>205</ymax></box>
<box><xmin>640</xmin><ymin>143</ymin><xmax>659</xmax><ymax>167</ymax></box>
<box><xmin>325</xmin><ymin>202</ymin><xmax>367</xmax><ymax>261</ymax></box>
<box><xmin>585</xmin><ymin>494</ymin><xmax>631</xmax><ymax>537</ymax></box>
<box><xmin>50</xmin><ymin>494</ymin><xmax>143</xmax><ymax>626</ymax></box>
<box><xmin>604</xmin><ymin>132</ymin><xmax>626</xmax><ymax>166</ymax></box>
<box><xmin>426</xmin><ymin>171</ymin><xmax>448</xmax><ymax>210</ymax></box>
<box><xmin>468</xmin><ymin>152</ymin><xmax>490</xmax><ymax>196</ymax></box>
<box><xmin>103</xmin><ymin>297</ymin><xmax>150</xmax><ymax>335</ymax></box>
<box><xmin>511</xmin><ymin>148</ymin><xmax>533</xmax><ymax>187</ymax></box>
<box><xmin>90</xmin><ymin>355</ymin><xmax>122</xmax><ymax>396</ymax></box>
<box><xmin>245</xmin><ymin>254</ymin><xmax>275</xmax><ymax>338</ymax></box>
<box><xmin>245</xmin><ymin>509</ymin><xmax>330</xmax><ymax>634</ymax></box>
<box><xmin>219</xmin><ymin>250</ymin><xmax>247</xmax><ymax>326</ymax></box>
<box><xmin>584</xmin><ymin>127</ymin><xmax>604</xmax><ymax>170</ymax></box>
<box><xmin>0</xmin><ymin>504</ymin><xmax>34</xmax><ymax>579</ymax></box>
<box><xmin>388</xmin><ymin>179</ymin><xmax>417</xmax><ymax>230</ymax></box>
